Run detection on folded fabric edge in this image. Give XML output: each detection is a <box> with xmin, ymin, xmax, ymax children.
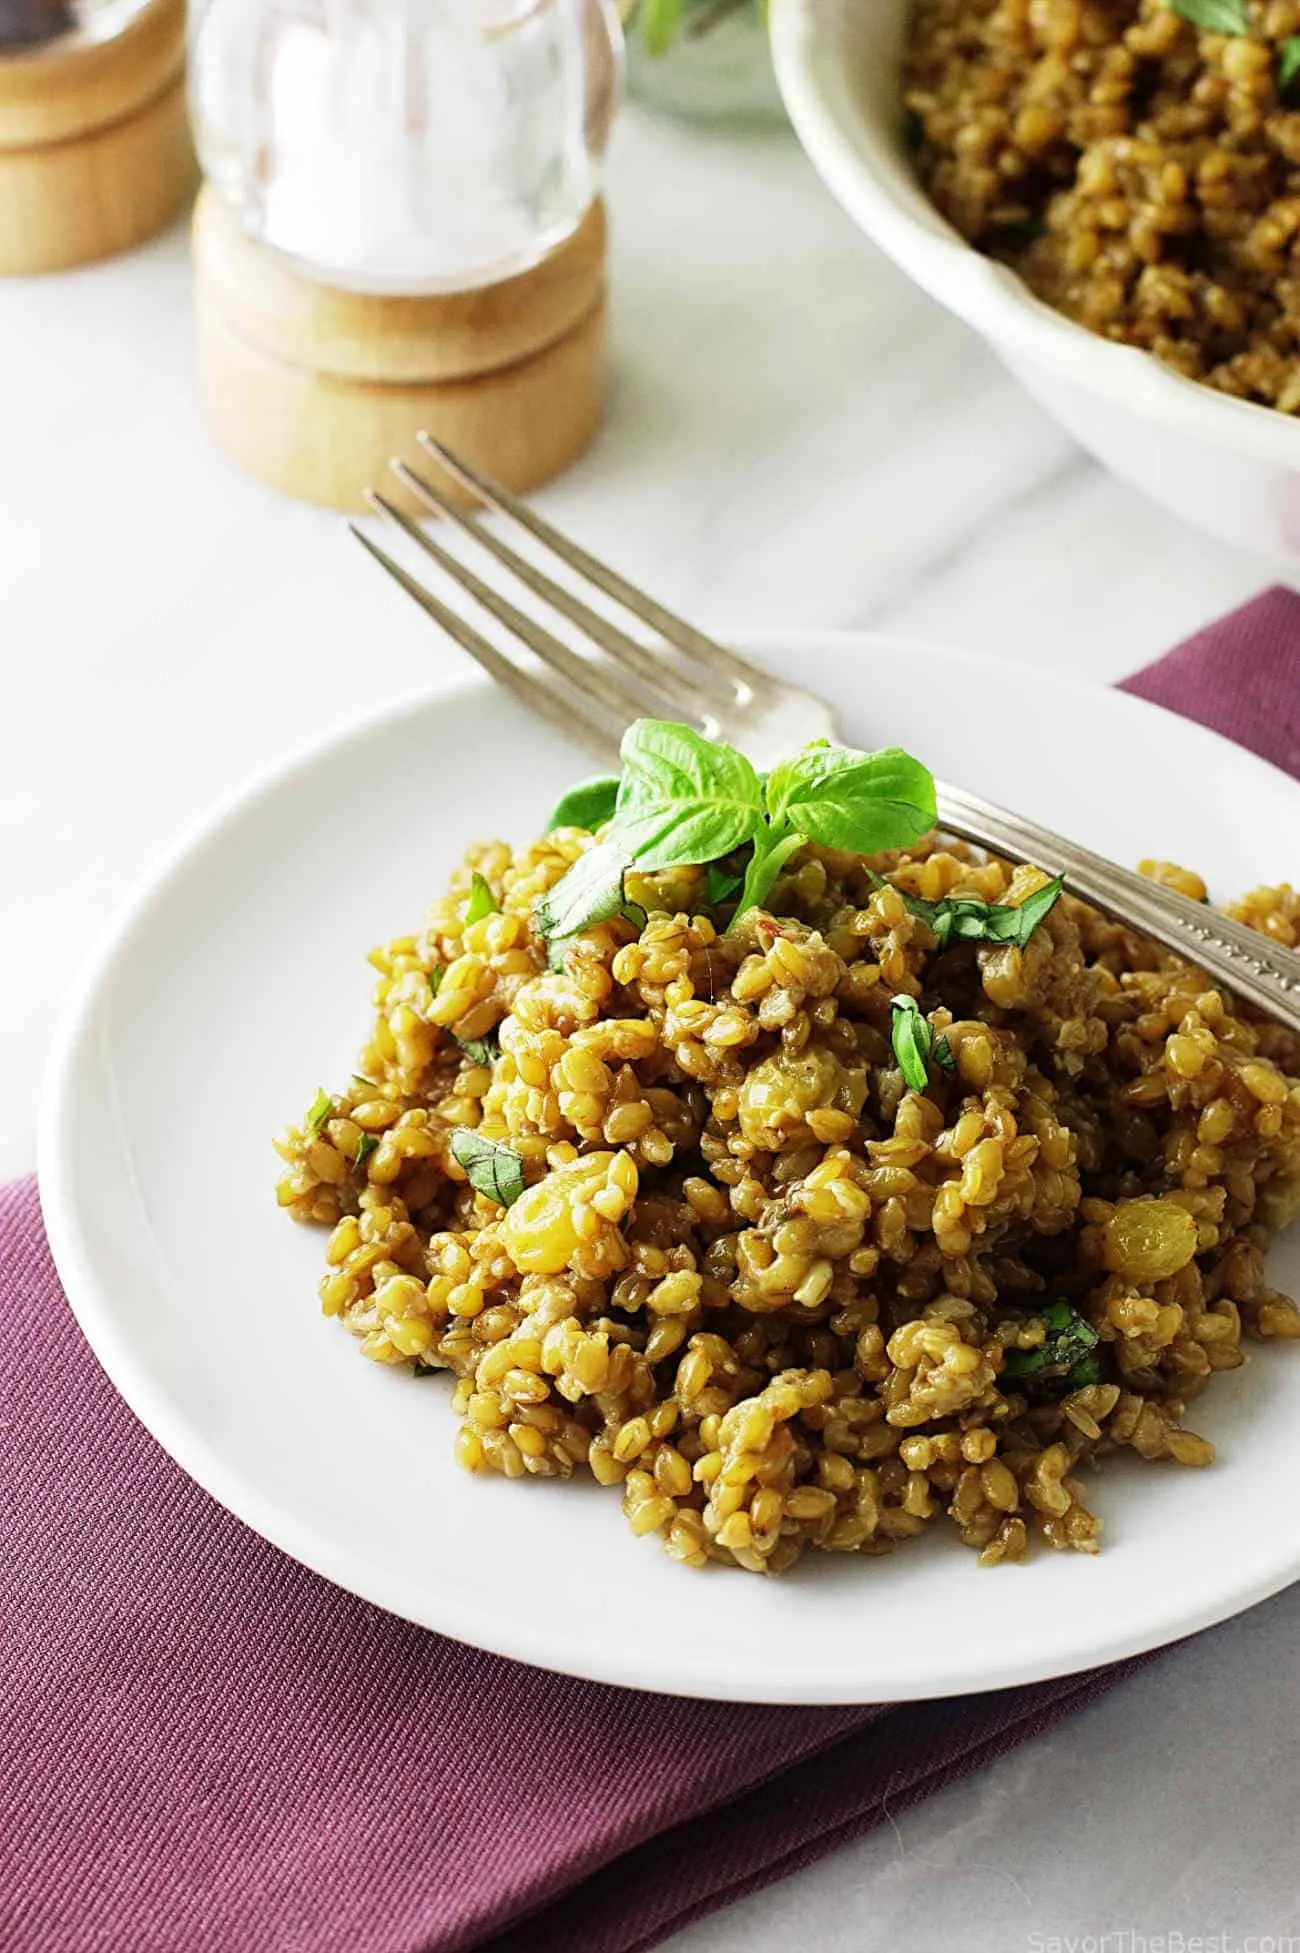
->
<box><xmin>481</xmin><ymin>1656</ymin><xmax>1154</xmax><ymax>1953</ymax></box>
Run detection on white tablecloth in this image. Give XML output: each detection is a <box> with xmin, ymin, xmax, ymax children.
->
<box><xmin>1</xmin><ymin>103</ymin><xmax>1295</xmax><ymax>1953</ymax></box>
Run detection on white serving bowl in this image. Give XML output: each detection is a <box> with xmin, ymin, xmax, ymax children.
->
<box><xmin>771</xmin><ymin>0</ymin><xmax>1300</xmax><ymax>565</ymax></box>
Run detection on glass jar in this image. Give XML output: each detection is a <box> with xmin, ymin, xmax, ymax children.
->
<box><xmin>189</xmin><ymin>0</ymin><xmax>622</xmax><ymax>294</ymax></box>
<box><xmin>623</xmin><ymin>1</ymin><xmax>782</xmax><ymax>127</ymax></box>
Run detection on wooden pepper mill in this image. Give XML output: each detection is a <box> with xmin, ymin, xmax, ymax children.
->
<box><xmin>0</xmin><ymin>0</ymin><xmax>193</xmax><ymax>275</ymax></box>
<box><xmin>192</xmin><ymin>187</ymin><xmax>609</xmax><ymax>513</ymax></box>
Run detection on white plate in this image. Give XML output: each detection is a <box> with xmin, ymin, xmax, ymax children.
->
<box><xmin>39</xmin><ymin>632</ymin><xmax>1300</xmax><ymax>1704</ymax></box>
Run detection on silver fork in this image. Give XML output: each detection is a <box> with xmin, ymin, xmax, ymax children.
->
<box><xmin>352</xmin><ymin>434</ymin><xmax>1300</xmax><ymax>1033</ymax></box>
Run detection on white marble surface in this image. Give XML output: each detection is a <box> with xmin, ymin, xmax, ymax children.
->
<box><xmin>1</xmin><ymin>103</ymin><xmax>1295</xmax><ymax>1953</ymax></box>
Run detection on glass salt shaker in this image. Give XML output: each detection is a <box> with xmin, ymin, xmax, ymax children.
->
<box><xmin>188</xmin><ymin>0</ymin><xmax>622</xmax><ymax>295</ymax></box>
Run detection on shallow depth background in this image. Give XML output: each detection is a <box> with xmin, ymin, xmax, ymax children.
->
<box><xmin>2</xmin><ymin>99</ymin><xmax>1294</xmax><ymax>1953</ymax></box>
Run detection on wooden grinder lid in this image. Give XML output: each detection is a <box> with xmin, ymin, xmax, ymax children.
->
<box><xmin>193</xmin><ymin>185</ymin><xmax>610</xmax><ymax>512</ymax></box>
<box><xmin>0</xmin><ymin>0</ymin><xmax>192</xmax><ymax>274</ymax></box>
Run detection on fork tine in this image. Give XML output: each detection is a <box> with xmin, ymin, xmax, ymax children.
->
<box><xmin>415</xmin><ymin>433</ymin><xmax>777</xmax><ymax>697</ymax></box>
<box><xmin>348</xmin><ymin>524</ymin><xmax>620</xmax><ymax>762</ymax></box>
<box><xmin>366</xmin><ymin>489</ymin><xmax>690</xmax><ymax>732</ymax></box>
<box><xmin>390</xmin><ymin>459</ymin><xmax>738</xmax><ymax>716</ymax></box>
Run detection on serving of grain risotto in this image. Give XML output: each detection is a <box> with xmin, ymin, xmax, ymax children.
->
<box><xmin>903</xmin><ymin>0</ymin><xmax>1300</xmax><ymax>413</ymax></box>
<box><xmin>275</xmin><ymin>815</ymin><xmax>1300</xmax><ymax>1576</ymax></box>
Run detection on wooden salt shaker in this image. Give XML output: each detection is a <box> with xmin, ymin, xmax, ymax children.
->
<box><xmin>0</xmin><ymin>0</ymin><xmax>193</xmax><ymax>275</ymax></box>
<box><xmin>192</xmin><ymin>187</ymin><xmax>609</xmax><ymax>513</ymax></box>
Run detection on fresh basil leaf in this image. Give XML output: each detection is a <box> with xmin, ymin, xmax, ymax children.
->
<box><xmin>902</xmin><ymin>874</ymin><xmax>1064</xmax><ymax>950</ymax></box>
<box><xmin>1168</xmin><ymin>0</ymin><xmax>1249</xmax><ymax>32</ymax></box>
<box><xmin>450</xmin><ymin>1127</ymin><xmax>526</xmax><ymax>1207</ymax></box>
<box><xmin>934</xmin><ymin>1033</ymin><xmax>956</xmax><ymax>1073</ymax></box>
<box><xmin>1280</xmin><ymin>34</ymin><xmax>1300</xmax><ymax>88</ymax></box>
<box><xmin>428</xmin><ymin>968</ymin><xmax>443</xmax><ymax>998</ymax></box>
<box><xmin>305</xmin><ymin>1087</ymin><xmax>332</xmax><ymax>1133</ymax></box>
<box><xmin>455</xmin><ymin>1033</ymin><xmax>499</xmax><ymax>1066</ymax></box>
<box><xmin>705</xmin><ymin>864</ymin><xmax>744</xmax><ymax>907</ymax></box>
<box><xmin>612</xmin><ymin>719</ymin><xmax>764</xmax><ymax>870</ymax></box>
<box><xmin>465</xmin><ymin>872</ymin><xmax>499</xmax><ymax>926</ymax></box>
<box><xmin>533</xmin><ymin>841</ymin><xmax>646</xmax><ymax>956</ymax></box>
<box><xmin>546</xmin><ymin>773</ymin><xmax>621</xmax><ymax>834</ymax></box>
<box><xmin>765</xmin><ymin>745</ymin><xmax>937</xmax><ymax>856</ymax></box>
<box><xmin>890</xmin><ymin>994</ymin><xmax>933</xmax><ymax>1093</ymax></box>
<box><xmin>1001</xmin><ymin>1302</ymin><xmax>1102</xmax><ymax>1396</ymax></box>
<box><xmin>355</xmin><ymin>1133</ymin><xmax>379</xmax><ymax>1167</ymax></box>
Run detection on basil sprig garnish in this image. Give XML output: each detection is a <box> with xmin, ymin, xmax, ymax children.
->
<box><xmin>1001</xmin><ymin>1302</ymin><xmax>1102</xmax><ymax>1396</ymax></box>
<box><xmin>450</xmin><ymin>1128</ymin><xmax>526</xmax><ymax>1207</ymax></box>
<box><xmin>902</xmin><ymin>874</ymin><xmax>1064</xmax><ymax>951</ymax></box>
<box><xmin>465</xmin><ymin>872</ymin><xmax>499</xmax><ymax>926</ymax></box>
<box><xmin>534</xmin><ymin>721</ymin><xmax>936</xmax><ymax>951</ymax></box>
<box><xmin>890</xmin><ymin>995</ymin><xmax>934</xmax><ymax>1094</ymax></box>
<box><xmin>354</xmin><ymin>1133</ymin><xmax>378</xmax><ymax>1168</ymax></box>
<box><xmin>546</xmin><ymin>774</ymin><xmax>620</xmax><ymax>834</ymax></box>
<box><xmin>1168</xmin><ymin>0</ymin><xmax>1248</xmax><ymax>31</ymax></box>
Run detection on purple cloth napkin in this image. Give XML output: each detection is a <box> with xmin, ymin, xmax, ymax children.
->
<box><xmin>4</xmin><ymin>593</ymin><xmax>1297</xmax><ymax>1953</ymax></box>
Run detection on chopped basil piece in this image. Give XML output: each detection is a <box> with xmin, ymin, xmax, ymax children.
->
<box><xmin>1011</xmin><ymin>875</ymin><xmax>1067</xmax><ymax>943</ymax></box>
<box><xmin>1280</xmin><ymin>33</ymin><xmax>1300</xmax><ymax>88</ymax></box>
<box><xmin>305</xmin><ymin>1087</ymin><xmax>332</xmax><ymax>1133</ymax></box>
<box><xmin>454</xmin><ymin>1032</ymin><xmax>499</xmax><ymax>1066</ymax></box>
<box><xmin>1001</xmin><ymin>1302</ymin><xmax>1102</xmax><ymax>1397</ymax></box>
<box><xmin>354</xmin><ymin>1133</ymin><xmax>379</xmax><ymax>1168</ymax></box>
<box><xmin>428</xmin><ymin>967</ymin><xmax>444</xmax><ymax>998</ymax></box>
<box><xmin>465</xmin><ymin>872</ymin><xmax>499</xmax><ymax>926</ymax></box>
<box><xmin>638</xmin><ymin>0</ymin><xmax>685</xmax><ymax>55</ymax></box>
<box><xmin>890</xmin><ymin>994</ymin><xmax>933</xmax><ymax>1093</ymax></box>
<box><xmin>903</xmin><ymin>874</ymin><xmax>1064</xmax><ymax>950</ymax></box>
<box><xmin>546</xmin><ymin>773</ymin><xmax>621</xmax><ymax>834</ymax></box>
<box><xmin>352</xmin><ymin>1072</ymin><xmax>376</xmax><ymax>1090</ymax></box>
<box><xmin>993</xmin><ymin>215</ymin><xmax>1048</xmax><ymax>249</ymax></box>
<box><xmin>1168</xmin><ymin>0</ymin><xmax>1249</xmax><ymax>31</ymax></box>
<box><xmin>533</xmin><ymin>840</ymin><xmax>646</xmax><ymax>961</ymax></box>
<box><xmin>934</xmin><ymin>1033</ymin><xmax>956</xmax><ymax>1074</ymax></box>
<box><xmin>450</xmin><ymin>1128</ymin><xmax>526</xmax><ymax>1207</ymax></box>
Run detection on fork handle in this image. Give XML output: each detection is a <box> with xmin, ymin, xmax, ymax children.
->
<box><xmin>936</xmin><ymin>781</ymin><xmax>1300</xmax><ymax>1035</ymax></box>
